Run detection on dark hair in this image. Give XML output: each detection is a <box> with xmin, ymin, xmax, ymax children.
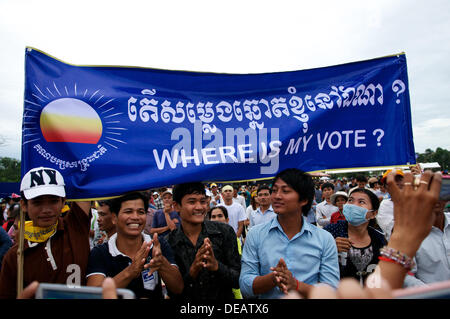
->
<box><xmin>349</xmin><ymin>188</ymin><xmax>380</xmax><ymax>211</ymax></box>
<box><xmin>349</xmin><ymin>188</ymin><xmax>381</xmax><ymax>228</ymax></box>
<box><xmin>19</xmin><ymin>191</ymin><xmax>65</xmax><ymax>205</ymax></box>
<box><xmin>173</xmin><ymin>182</ymin><xmax>206</xmax><ymax>205</ymax></box>
<box><xmin>109</xmin><ymin>191</ymin><xmax>149</xmax><ymax>215</ymax></box>
<box><xmin>257</xmin><ymin>184</ymin><xmax>271</xmax><ymax>195</ymax></box>
<box><xmin>356</xmin><ymin>175</ymin><xmax>368</xmax><ymax>183</ymax></box>
<box><xmin>97</xmin><ymin>199</ymin><xmax>114</xmax><ymax>209</ymax></box>
<box><xmin>250</xmin><ymin>194</ymin><xmax>258</xmax><ymax>210</ymax></box>
<box><xmin>321</xmin><ymin>182</ymin><xmax>335</xmax><ymax>191</ymax></box>
<box><xmin>8</xmin><ymin>203</ymin><xmax>20</xmax><ymax>219</ymax></box>
<box><xmin>369</xmin><ymin>181</ymin><xmax>379</xmax><ymax>188</ymax></box>
<box><xmin>207</xmin><ymin>206</ymin><xmax>229</xmax><ymax>220</ymax></box>
<box><xmin>272</xmin><ymin>168</ymin><xmax>314</xmax><ymax>216</ymax></box>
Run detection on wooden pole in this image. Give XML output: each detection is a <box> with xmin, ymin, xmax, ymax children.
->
<box><xmin>16</xmin><ymin>207</ymin><xmax>25</xmax><ymax>298</ymax></box>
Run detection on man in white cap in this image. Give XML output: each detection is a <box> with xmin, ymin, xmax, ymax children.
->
<box><xmin>218</xmin><ymin>185</ymin><xmax>247</xmax><ymax>239</ymax></box>
<box><xmin>0</xmin><ymin>167</ymin><xmax>91</xmax><ymax>298</ymax></box>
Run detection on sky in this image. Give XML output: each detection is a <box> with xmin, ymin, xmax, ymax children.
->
<box><xmin>0</xmin><ymin>0</ymin><xmax>449</xmax><ymax>161</ymax></box>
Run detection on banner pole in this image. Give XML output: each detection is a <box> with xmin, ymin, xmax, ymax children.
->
<box><xmin>16</xmin><ymin>207</ymin><xmax>25</xmax><ymax>298</ymax></box>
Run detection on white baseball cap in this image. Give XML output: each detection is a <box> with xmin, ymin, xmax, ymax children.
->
<box><xmin>20</xmin><ymin>167</ymin><xmax>66</xmax><ymax>200</ymax></box>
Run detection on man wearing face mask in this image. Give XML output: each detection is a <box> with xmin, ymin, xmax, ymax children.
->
<box><xmin>324</xmin><ymin>188</ymin><xmax>386</xmax><ymax>286</ymax></box>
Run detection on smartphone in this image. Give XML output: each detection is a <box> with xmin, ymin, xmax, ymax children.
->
<box><xmin>393</xmin><ymin>280</ymin><xmax>450</xmax><ymax>299</ymax></box>
<box><xmin>35</xmin><ymin>283</ymin><xmax>135</xmax><ymax>299</ymax></box>
<box><xmin>440</xmin><ymin>175</ymin><xmax>450</xmax><ymax>201</ymax></box>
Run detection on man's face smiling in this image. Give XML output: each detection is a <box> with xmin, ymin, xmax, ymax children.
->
<box><xmin>271</xmin><ymin>178</ymin><xmax>307</xmax><ymax>216</ymax></box>
<box><xmin>175</xmin><ymin>193</ymin><xmax>208</xmax><ymax>225</ymax></box>
<box><xmin>113</xmin><ymin>198</ymin><xmax>146</xmax><ymax>237</ymax></box>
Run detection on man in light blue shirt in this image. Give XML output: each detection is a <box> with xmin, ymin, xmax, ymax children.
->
<box><xmin>240</xmin><ymin>168</ymin><xmax>339</xmax><ymax>299</ymax></box>
<box><xmin>249</xmin><ymin>185</ymin><xmax>276</xmax><ymax>228</ymax></box>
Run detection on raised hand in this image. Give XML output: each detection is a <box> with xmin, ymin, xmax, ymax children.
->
<box><xmin>200</xmin><ymin>238</ymin><xmax>219</xmax><ymax>271</ymax></box>
<box><xmin>271</xmin><ymin>258</ymin><xmax>296</xmax><ymax>294</ymax></box>
<box><xmin>148</xmin><ymin>233</ymin><xmax>168</xmax><ymax>274</ymax></box>
<box><xmin>128</xmin><ymin>240</ymin><xmax>151</xmax><ymax>278</ymax></box>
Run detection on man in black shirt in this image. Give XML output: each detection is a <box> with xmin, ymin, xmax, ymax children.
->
<box><xmin>86</xmin><ymin>191</ymin><xmax>183</xmax><ymax>299</ymax></box>
<box><xmin>168</xmin><ymin>182</ymin><xmax>241</xmax><ymax>300</ymax></box>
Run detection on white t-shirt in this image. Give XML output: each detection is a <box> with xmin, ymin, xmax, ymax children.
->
<box><xmin>219</xmin><ymin>202</ymin><xmax>247</xmax><ymax>234</ymax></box>
<box><xmin>233</xmin><ymin>195</ymin><xmax>247</xmax><ymax>210</ymax></box>
<box><xmin>377</xmin><ymin>199</ymin><xmax>394</xmax><ymax>240</ymax></box>
<box><xmin>246</xmin><ymin>205</ymin><xmax>257</xmax><ymax>220</ymax></box>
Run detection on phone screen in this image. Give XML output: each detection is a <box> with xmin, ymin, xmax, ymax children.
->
<box><xmin>36</xmin><ymin>283</ymin><xmax>135</xmax><ymax>299</ymax></box>
<box><xmin>440</xmin><ymin>176</ymin><xmax>450</xmax><ymax>201</ymax></box>
<box><xmin>40</xmin><ymin>289</ymin><xmax>103</xmax><ymax>299</ymax></box>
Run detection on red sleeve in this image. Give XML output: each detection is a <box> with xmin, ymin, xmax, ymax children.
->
<box><xmin>329</xmin><ymin>212</ymin><xmax>339</xmax><ymax>224</ymax></box>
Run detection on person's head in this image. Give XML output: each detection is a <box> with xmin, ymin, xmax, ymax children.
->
<box><xmin>232</xmin><ymin>185</ymin><xmax>239</xmax><ymax>197</ymax></box>
<box><xmin>330</xmin><ymin>191</ymin><xmax>348</xmax><ymax>211</ymax></box>
<box><xmin>368</xmin><ymin>177</ymin><xmax>380</xmax><ymax>190</ymax></box>
<box><xmin>11</xmin><ymin>193</ymin><xmax>21</xmax><ymax>203</ymax></box>
<box><xmin>205</xmin><ymin>189</ymin><xmax>212</xmax><ymax>206</ymax></box>
<box><xmin>173</xmin><ymin>182</ymin><xmax>207</xmax><ymax>225</ymax></box>
<box><xmin>346</xmin><ymin>188</ymin><xmax>380</xmax><ymax>227</ymax></box>
<box><xmin>250</xmin><ymin>192</ymin><xmax>259</xmax><ymax>209</ymax></box>
<box><xmin>152</xmin><ymin>191</ymin><xmax>159</xmax><ymax>200</ymax></box>
<box><xmin>97</xmin><ymin>200</ymin><xmax>115</xmax><ymax>234</ymax></box>
<box><xmin>432</xmin><ymin>200</ymin><xmax>447</xmax><ymax>218</ymax></box>
<box><xmin>11</xmin><ymin>214</ymin><xmax>20</xmax><ymax>244</ymax></box>
<box><xmin>256</xmin><ymin>184</ymin><xmax>271</xmax><ymax>208</ymax></box>
<box><xmin>161</xmin><ymin>189</ymin><xmax>173</xmax><ymax>206</ymax></box>
<box><xmin>19</xmin><ymin>167</ymin><xmax>66</xmax><ymax>228</ymax></box>
<box><xmin>210</xmin><ymin>183</ymin><xmax>218</xmax><ymax>194</ymax></box>
<box><xmin>381</xmin><ymin>169</ymin><xmax>405</xmax><ymax>191</ymax></box>
<box><xmin>110</xmin><ymin>192</ymin><xmax>149</xmax><ymax>238</ymax></box>
<box><xmin>356</xmin><ymin>175</ymin><xmax>368</xmax><ymax>188</ymax></box>
<box><xmin>271</xmin><ymin>168</ymin><xmax>315</xmax><ymax>216</ymax></box>
<box><xmin>208</xmin><ymin>206</ymin><xmax>229</xmax><ymax>224</ymax></box>
<box><xmin>7</xmin><ymin>203</ymin><xmax>20</xmax><ymax>219</ymax></box>
<box><xmin>321</xmin><ymin>182</ymin><xmax>335</xmax><ymax>199</ymax></box>
<box><xmin>221</xmin><ymin>185</ymin><xmax>234</xmax><ymax>202</ymax></box>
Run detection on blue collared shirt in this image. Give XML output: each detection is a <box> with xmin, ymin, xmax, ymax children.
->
<box><xmin>239</xmin><ymin>216</ymin><xmax>340</xmax><ymax>299</ymax></box>
<box><xmin>249</xmin><ymin>205</ymin><xmax>276</xmax><ymax>228</ymax></box>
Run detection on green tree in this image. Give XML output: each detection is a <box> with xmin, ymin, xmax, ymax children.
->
<box><xmin>0</xmin><ymin>157</ymin><xmax>21</xmax><ymax>182</ymax></box>
<box><xmin>416</xmin><ymin>147</ymin><xmax>450</xmax><ymax>171</ymax></box>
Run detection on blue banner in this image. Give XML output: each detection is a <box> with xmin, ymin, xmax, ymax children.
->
<box><xmin>21</xmin><ymin>48</ymin><xmax>415</xmax><ymax>199</ymax></box>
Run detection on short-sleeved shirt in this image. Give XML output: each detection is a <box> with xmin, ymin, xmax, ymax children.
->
<box><xmin>167</xmin><ymin>220</ymin><xmax>241</xmax><ymax>300</ymax></box>
<box><xmin>151</xmin><ymin>210</ymin><xmax>181</xmax><ymax>236</ymax></box>
<box><xmin>324</xmin><ymin>220</ymin><xmax>387</xmax><ymax>284</ymax></box>
<box><xmin>0</xmin><ymin>203</ymin><xmax>91</xmax><ymax>299</ymax></box>
<box><xmin>218</xmin><ymin>202</ymin><xmax>247</xmax><ymax>234</ymax></box>
<box><xmin>86</xmin><ymin>232</ymin><xmax>176</xmax><ymax>299</ymax></box>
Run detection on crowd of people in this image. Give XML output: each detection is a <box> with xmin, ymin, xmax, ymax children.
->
<box><xmin>0</xmin><ymin>164</ymin><xmax>448</xmax><ymax>300</ymax></box>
